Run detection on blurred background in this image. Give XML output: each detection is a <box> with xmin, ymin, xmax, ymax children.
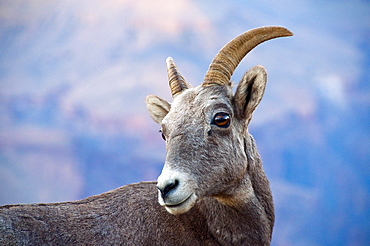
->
<box><xmin>0</xmin><ymin>0</ymin><xmax>369</xmax><ymax>245</ymax></box>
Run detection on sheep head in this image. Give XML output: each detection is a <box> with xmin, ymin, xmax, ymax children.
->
<box><xmin>146</xmin><ymin>26</ymin><xmax>293</xmax><ymax>215</ymax></box>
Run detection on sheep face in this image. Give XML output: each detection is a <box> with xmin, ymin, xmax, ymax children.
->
<box><xmin>147</xmin><ymin>65</ymin><xmax>267</xmax><ymax>215</ymax></box>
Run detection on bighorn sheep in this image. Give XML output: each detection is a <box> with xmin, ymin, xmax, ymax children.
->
<box><xmin>0</xmin><ymin>26</ymin><xmax>292</xmax><ymax>245</ymax></box>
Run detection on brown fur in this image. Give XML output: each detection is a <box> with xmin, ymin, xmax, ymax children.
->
<box><xmin>0</xmin><ymin>182</ymin><xmax>217</xmax><ymax>245</ymax></box>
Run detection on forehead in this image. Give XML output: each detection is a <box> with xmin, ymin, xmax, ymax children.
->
<box><xmin>163</xmin><ymin>86</ymin><xmax>233</xmax><ymax>125</ymax></box>
<box><xmin>176</xmin><ymin>85</ymin><xmax>231</xmax><ymax>107</ymax></box>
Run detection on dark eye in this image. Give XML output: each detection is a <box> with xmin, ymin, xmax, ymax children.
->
<box><xmin>212</xmin><ymin>112</ymin><xmax>230</xmax><ymax>128</ymax></box>
<box><xmin>159</xmin><ymin>130</ymin><xmax>166</xmax><ymax>140</ymax></box>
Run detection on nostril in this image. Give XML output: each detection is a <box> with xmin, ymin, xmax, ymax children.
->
<box><xmin>163</xmin><ymin>179</ymin><xmax>179</xmax><ymax>196</ymax></box>
<box><xmin>158</xmin><ymin>179</ymin><xmax>179</xmax><ymax>199</ymax></box>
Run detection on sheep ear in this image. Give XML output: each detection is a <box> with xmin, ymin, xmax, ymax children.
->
<box><xmin>146</xmin><ymin>95</ymin><xmax>171</xmax><ymax>124</ymax></box>
<box><xmin>234</xmin><ymin>65</ymin><xmax>267</xmax><ymax>123</ymax></box>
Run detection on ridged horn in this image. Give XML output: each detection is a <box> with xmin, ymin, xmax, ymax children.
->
<box><xmin>167</xmin><ymin>57</ymin><xmax>191</xmax><ymax>97</ymax></box>
<box><xmin>202</xmin><ymin>26</ymin><xmax>293</xmax><ymax>87</ymax></box>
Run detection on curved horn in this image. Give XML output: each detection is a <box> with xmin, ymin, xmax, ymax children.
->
<box><xmin>203</xmin><ymin>26</ymin><xmax>293</xmax><ymax>86</ymax></box>
<box><xmin>167</xmin><ymin>57</ymin><xmax>191</xmax><ymax>97</ymax></box>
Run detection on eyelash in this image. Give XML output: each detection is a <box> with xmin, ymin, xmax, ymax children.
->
<box><xmin>159</xmin><ymin>130</ymin><xmax>166</xmax><ymax>141</ymax></box>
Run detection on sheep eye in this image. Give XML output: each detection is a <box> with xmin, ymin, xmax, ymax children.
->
<box><xmin>212</xmin><ymin>112</ymin><xmax>230</xmax><ymax>128</ymax></box>
<box><xmin>159</xmin><ymin>130</ymin><xmax>166</xmax><ymax>141</ymax></box>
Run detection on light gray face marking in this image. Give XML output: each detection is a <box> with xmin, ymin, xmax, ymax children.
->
<box><xmin>157</xmin><ymin>167</ymin><xmax>198</xmax><ymax>214</ymax></box>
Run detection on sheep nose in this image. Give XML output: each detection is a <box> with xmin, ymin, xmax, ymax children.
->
<box><xmin>157</xmin><ymin>179</ymin><xmax>179</xmax><ymax>199</ymax></box>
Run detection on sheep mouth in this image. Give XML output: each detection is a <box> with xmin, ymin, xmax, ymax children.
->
<box><xmin>165</xmin><ymin>193</ymin><xmax>194</xmax><ymax>208</ymax></box>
